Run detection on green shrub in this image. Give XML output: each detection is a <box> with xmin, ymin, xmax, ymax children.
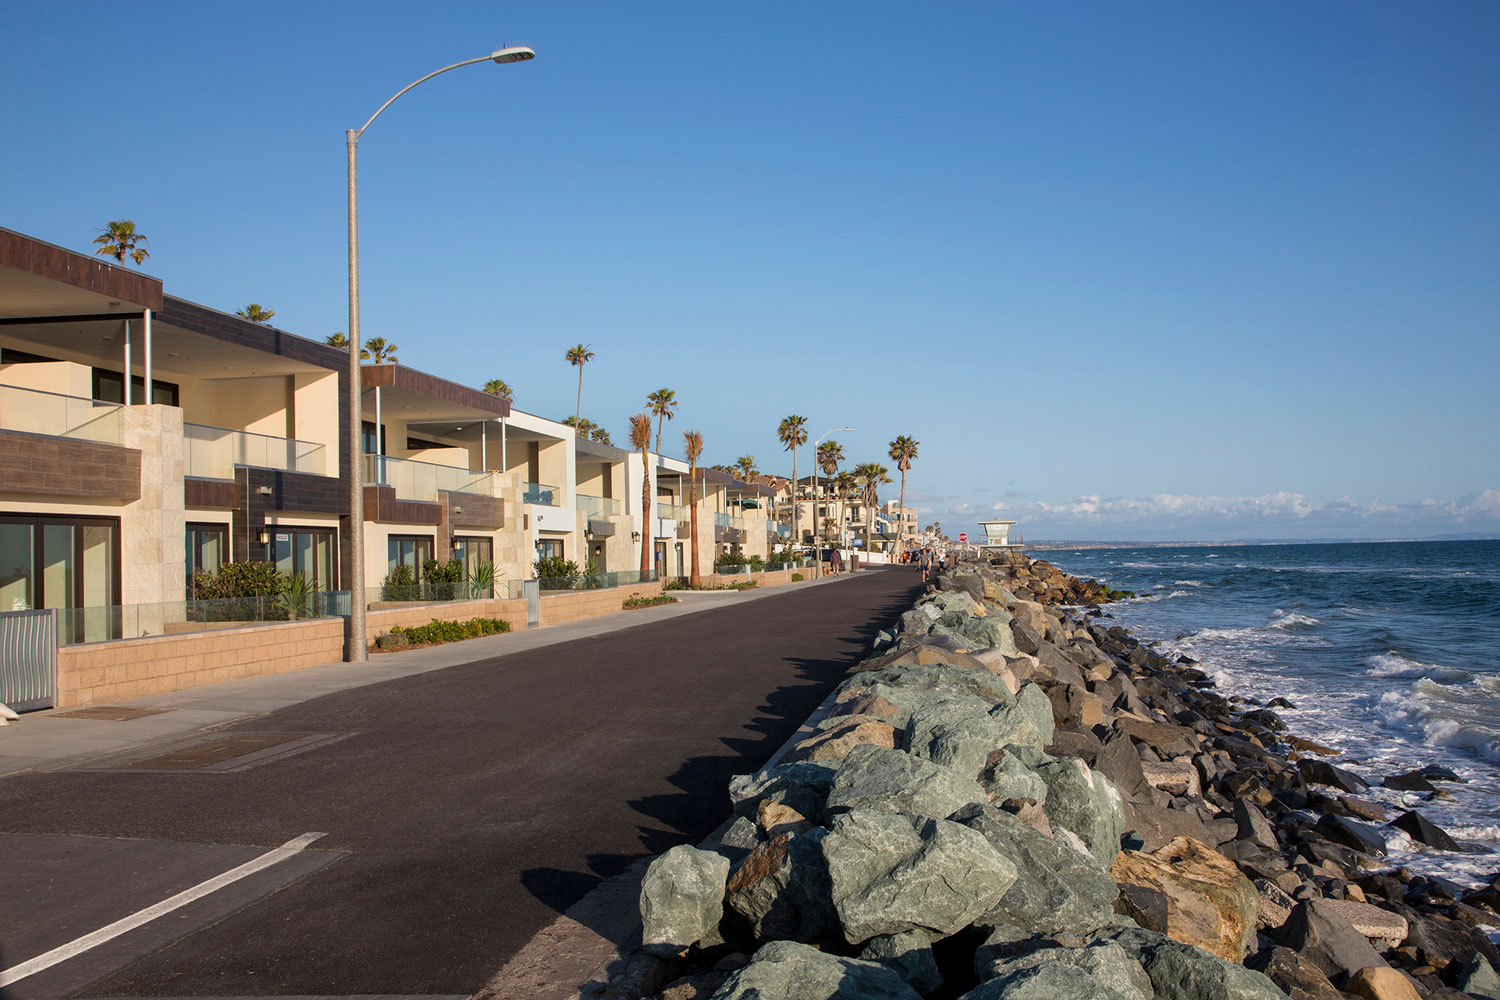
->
<box><xmin>422</xmin><ymin>558</ymin><xmax>464</xmax><ymax>601</ymax></box>
<box><xmin>468</xmin><ymin>560</ymin><xmax>496</xmax><ymax>599</ymax></box>
<box><xmin>727</xmin><ymin>581</ymin><xmax>758</xmax><ymax>591</ymax></box>
<box><xmin>381</xmin><ymin>564</ymin><xmax>418</xmax><ymax>601</ymax></box>
<box><xmin>663</xmin><ymin>578</ymin><xmax>687</xmax><ymax>591</ymax></box>
<box><xmin>748</xmin><ymin>554</ymin><xmax>765</xmax><ymax>570</ymax></box>
<box><xmin>534</xmin><ymin>555</ymin><xmax>580</xmax><ymax>590</ymax></box>
<box><xmin>374</xmin><ymin>630</ymin><xmax>409</xmax><ymax>650</ymax></box>
<box><xmin>715</xmin><ymin>551</ymin><xmax>749</xmax><ymax>568</ymax></box>
<box><xmin>623</xmin><ymin>594</ymin><xmax>678</xmax><ymax>609</ymax></box>
<box><xmin>390</xmin><ymin>616</ymin><xmax>512</xmax><ymax>646</ymax></box>
<box><xmin>191</xmin><ymin>561</ymin><xmax>283</xmax><ymax>600</ymax></box>
<box><xmin>791</xmin><ymin>572</ymin><xmax>805</xmax><ymax>582</ymax></box>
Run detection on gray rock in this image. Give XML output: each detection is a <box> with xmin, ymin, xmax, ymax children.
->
<box><xmin>826</xmin><ymin>745</ymin><xmax>990</xmax><ymax>819</ymax></box>
<box><xmin>1298</xmin><ymin>760</ymin><xmax>1369</xmax><ymax>794</ymax></box>
<box><xmin>963</xmin><ymin>963</ymin><xmax>1137</xmax><ymax>1000</ymax></box>
<box><xmin>640</xmin><ymin>845</ymin><xmax>732</xmax><ymax>957</ymax></box>
<box><xmin>1387</xmin><ymin>809</ymin><xmax>1461</xmax><ymax>852</ymax></box>
<box><xmin>823</xmin><ymin>807</ymin><xmax>1017</xmax><ymax>943</ymax></box>
<box><xmin>1035</xmin><ymin>640</ymin><xmax>1089</xmax><ymax>687</ymax></box>
<box><xmin>1270</xmin><ymin>898</ymin><xmax>1387</xmax><ymax>981</ymax></box>
<box><xmin>907</xmin><ymin>697</ymin><xmax>1006</xmax><ymax>780</ymax></box>
<box><xmin>1313</xmin><ymin>814</ymin><xmax>1387</xmax><ymax>856</ymax></box>
<box><xmin>981</xmin><ymin>750</ymin><xmax>1050</xmax><ymax>805</ymax></box>
<box><xmin>1004</xmin><ymin>683</ymin><xmax>1056</xmax><ymax>749</ymax></box>
<box><xmin>725</xmin><ymin>829</ymin><xmax>840</xmax><ymax>944</ymax></box>
<box><xmin>839</xmin><ymin>663</ymin><xmax>1013</xmax><ymax>709</ymax></box>
<box><xmin>1010</xmin><ymin>618</ymin><xmax>1044</xmax><ymax>656</ymax></box>
<box><xmin>1100</xmin><ymin>925</ymin><xmax>1290</xmax><ymax>1000</ymax></box>
<box><xmin>1243</xmin><ymin>947</ymin><xmax>1343</xmax><ymax>1000</ymax></box>
<box><xmin>710</xmin><ymin>939</ymin><xmax>923</xmax><ymax>1000</ymax></box>
<box><xmin>716</xmin><ymin>815</ymin><xmax>762</xmax><ymax>865</ymax></box>
<box><xmin>1253</xmin><ymin>879</ymin><xmax>1295</xmax><ymax>930</ymax></box>
<box><xmin>730</xmin><ymin>760</ymin><xmax>839</xmax><ymax>824</ymax></box>
<box><xmin>1233</xmin><ymin>800</ymin><xmax>1277</xmax><ymax>851</ymax></box>
<box><xmin>976</xmin><ymin>940</ymin><xmax>1152</xmax><ymax>1000</ymax></box>
<box><xmin>1034</xmin><ymin>756</ymin><xmax>1126</xmax><ymax>868</ymax></box>
<box><xmin>1458</xmin><ymin>955</ymin><xmax>1500</xmax><ymax>1000</ymax></box>
<box><xmin>964</xmin><ymin>616</ymin><xmax>1021</xmax><ymax>655</ymax></box>
<box><xmin>860</xmin><ymin>929</ymin><xmax>943</xmax><ymax>996</ymax></box>
<box><xmin>954</xmin><ymin>803</ymin><xmax>1118</xmax><ymax>937</ymax></box>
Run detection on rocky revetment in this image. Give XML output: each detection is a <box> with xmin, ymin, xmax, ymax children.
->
<box><xmin>627</xmin><ymin>555</ymin><xmax>1500</xmax><ymax>1000</ymax></box>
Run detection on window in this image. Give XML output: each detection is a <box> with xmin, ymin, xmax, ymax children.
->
<box><xmin>534</xmin><ymin>538</ymin><xmax>563</xmax><ymax>561</ymax></box>
<box><xmin>185</xmin><ymin>522</ymin><xmax>229</xmax><ymax>594</ymax></box>
<box><xmin>269</xmin><ymin>527</ymin><xmax>337</xmax><ymax>591</ymax></box>
<box><xmin>93</xmin><ymin>368</ymin><xmax>178</xmax><ymax>406</ymax></box>
<box><xmin>361</xmin><ymin>420</ymin><xmax>387</xmax><ymax>455</ymax></box>
<box><xmin>452</xmin><ymin>536</ymin><xmax>493</xmax><ymax>578</ymax></box>
<box><xmin>0</xmin><ymin>515</ymin><xmax>120</xmax><ymax>643</ymax></box>
<box><xmin>406</xmin><ymin>436</ymin><xmax>448</xmax><ymax>451</ymax></box>
<box><xmin>388</xmin><ymin>535</ymin><xmax>433</xmax><ymax>575</ymax></box>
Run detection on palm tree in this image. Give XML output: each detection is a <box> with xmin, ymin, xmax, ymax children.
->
<box><xmin>735</xmin><ymin>455</ymin><xmax>758</xmax><ymax>481</ymax></box>
<box><xmin>92</xmin><ymin>220</ymin><xmax>149</xmax><ymax>266</ymax></box>
<box><xmin>684</xmin><ymin>429</ymin><xmax>704</xmax><ymax>588</ymax></box>
<box><xmin>833</xmin><ymin>469</ymin><xmax>858</xmax><ymax>540</ymax></box>
<box><xmin>817</xmin><ymin>439</ymin><xmax>846</xmax><ymax>540</ymax></box>
<box><xmin>778</xmin><ymin>415</ymin><xmax>808</xmax><ymax>543</ymax></box>
<box><xmin>710</xmin><ymin>463</ymin><xmax>736</xmax><ymax>475</ymax></box>
<box><xmin>854</xmin><ymin>462</ymin><xmax>891</xmax><ymax>553</ymax></box>
<box><xmin>236</xmin><ymin>303</ymin><xmax>276</xmax><ymax>324</ymax></box>
<box><xmin>888</xmin><ymin>435</ymin><xmax>919</xmax><ymax>560</ymax></box>
<box><xmin>482</xmin><ymin>379</ymin><xmax>514</xmax><ymax>402</ymax></box>
<box><xmin>364</xmin><ymin>337</ymin><xmax>398</xmax><ymax>363</ymax></box>
<box><xmin>566</xmin><ymin>344</ymin><xmax>595</xmax><ymax>425</ymax></box>
<box><xmin>326</xmin><ymin>333</ymin><xmax>370</xmax><ymax>359</ymax></box>
<box><xmin>647</xmin><ymin>388</ymin><xmax>677</xmax><ymax>454</ymax></box>
<box><xmin>629</xmin><ymin>412</ymin><xmax>653</xmax><ymax>578</ymax></box>
<box><xmin>591</xmin><ymin>426</ymin><xmax>612</xmax><ymax>445</ymax></box>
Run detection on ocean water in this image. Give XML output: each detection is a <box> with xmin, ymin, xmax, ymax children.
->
<box><xmin>1040</xmin><ymin>539</ymin><xmax>1500</xmax><ymax>890</ymax></box>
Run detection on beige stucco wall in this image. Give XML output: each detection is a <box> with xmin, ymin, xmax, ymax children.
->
<box><xmin>291</xmin><ymin>372</ymin><xmax>339</xmax><ymax>461</ymax></box>
<box><xmin>178</xmin><ymin>375</ymin><xmax>291</xmax><ymax>439</ymax></box>
<box><xmin>0</xmin><ymin>360</ymin><xmax>94</xmax><ymax>399</ymax></box>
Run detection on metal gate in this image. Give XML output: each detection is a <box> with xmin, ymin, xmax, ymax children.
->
<box><xmin>0</xmin><ymin>609</ymin><xmax>58</xmax><ymax>712</ymax></box>
<box><xmin>523</xmin><ymin>579</ymin><xmax>540</xmax><ymax>628</ymax></box>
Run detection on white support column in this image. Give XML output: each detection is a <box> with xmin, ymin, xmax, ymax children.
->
<box><xmin>373</xmin><ymin>386</ymin><xmax>382</xmax><ymax>454</ymax></box>
<box><xmin>501</xmin><ymin>417</ymin><xmax>507</xmax><ymax>472</ymax></box>
<box><xmin>142</xmin><ymin>309</ymin><xmax>153</xmax><ymax>404</ymax></box>
<box><xmin>481</xmin><ymin>420</ymin><xmax>487</xmax><ymax>470</ymax></box>
<box><xmin>122</xmin><ymin>320</ymin><xmax>132</xmax><ymax>406</ymax></box>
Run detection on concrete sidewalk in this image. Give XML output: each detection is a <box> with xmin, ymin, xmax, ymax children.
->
<box><xmin>0</xmin><ymin>570</ymin><xmax>863</xmax><ymax>778</ymax></box>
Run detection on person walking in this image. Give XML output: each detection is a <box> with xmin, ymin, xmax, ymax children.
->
<box><xmin>919</xmin><ymin>546</ymin><xmax>932</xmax><ymax>582</ymax></box>
<box><xmin>830</xmin><ymin>547</ymin><xmax>843</xmax><ymax>575</ymax></box>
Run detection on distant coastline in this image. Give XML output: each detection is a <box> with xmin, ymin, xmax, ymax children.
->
<box><xmin>1022</xmin><ymin>534</ymin><xmax>1500</xmax><ymax>550</ymax></box>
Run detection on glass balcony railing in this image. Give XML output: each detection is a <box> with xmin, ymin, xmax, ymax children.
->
<box><xmin>576</xmin><ymin>494</ymin><xmax>621</xmax><ymax>518</ymax></box>
<box><xmin>523</xmin><ymin>481</ymin><xmax>561</xmax><ymax>506</ymax></box>
<box><xmin>656</xmin><ymin>502</ymin><xmax>689</xmax><ymax>522</ymax></box>
<box><xmin>714</xmin><ymin>512</ymin><xmax>746</xmax><ymax>530</ymax></box>
<box><xmin>186</xmin><ymin>423</ymin><xmax>327</xmax><ymax>479</ymax></box>
<box><xmin>0</xmin><ymin>383</ymin><xmax>123</xmax><ymax>444</ymax></box>
<box><xmin>365</xmin><ymin>454</ymin><xmax>494</xmax><ymax>501</ymax></box>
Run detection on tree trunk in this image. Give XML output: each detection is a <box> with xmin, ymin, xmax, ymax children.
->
<box><xmin>897</xmin><ymin>469</ymin><xmax>907</xmax><ymax>561</ymax></box>
<box><xmin>689</xmin><ymin>464</ymin><xmax>701</xmax><ymax>588</ymax></box>
<box><xmin>791</xmin><ymin>449</ymin><xmax>798</xmax><ymax>548</ymax></box>
<box><xmin>640</xmin><ymin>450</ymin><xmax>653</xmax><ymax>578</ymax></box>
<box><xmin>575</xmin><ymin>369</ymin><xmax>583</xmax><ymax>426</ymax></box>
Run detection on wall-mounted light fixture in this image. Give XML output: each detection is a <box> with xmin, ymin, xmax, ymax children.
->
<box><xmin>452</xmin><ymin>505</ymin><xmax>463</xmax><ymax>515</ymax></box>
<box><xmin>631</xmin><ymin>531</ymin><xmax>641</xmax><ymax>541</ymax></box>
<box><xmin>256</xmin><ymin>485</ymin><xmax>273</xmax><ymax>495</ymax></box>
<box><xmin>258</xmin><ymin>529</ymin><xmax>270</xmax><ymax>545</ymax></box>
<box><xmin>584</xmin><ymin>527</ymin><xmax>594</xmax><ymax>540</ymax></box>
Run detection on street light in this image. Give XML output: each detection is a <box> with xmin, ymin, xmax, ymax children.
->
<box><xmin>811</xmin><ymin>426</ymin><xmax>852</xmax><ymax>579</ymax></box>
<box><xmin>345</xmin><ymin>45</ymin><xmax>535</xmax><ymax>662</ymax></box>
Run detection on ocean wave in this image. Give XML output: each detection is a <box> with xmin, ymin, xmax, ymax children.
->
<box><xmin>1269</xmin><ymin>609</ymin><xmax>1321</xmax><ymax>629</ymax></box>
<box><xmin>1364</xmin><ymin>651</ymin><xmax>1475</xmax><ymax>685</ymax></box>
<box><xmin>1376</xmin><ymin>689</ymin><xmax>1500</xmax><ymax>763</ymax></box>
<box><xmin>1173</xmin><ymin>579</ymin><xmax>1209</xmax><ymax>587</ymax></box>
<box><xmin>1447</xmin><ymin>824</ymin><xmax>1500</xmax><ymax>843</ymax></box>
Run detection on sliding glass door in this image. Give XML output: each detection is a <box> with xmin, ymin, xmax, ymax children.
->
<box><xmin>0</xmin><ymin>515</ymin><xmax>121</xmax><ymax>643</ymax></box>
<box><xmin>268</xmin><ymin>527</ymin><xmax>338</xmax><ymax>591</ymax></box>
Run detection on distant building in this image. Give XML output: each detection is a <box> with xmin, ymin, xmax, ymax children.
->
<box><xmin>978</xmin><ymin>519</ymin><xmax>1022</xmax><ymax>552</ymax></box>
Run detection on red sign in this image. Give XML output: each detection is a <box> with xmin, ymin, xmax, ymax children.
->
<box><xmin>958</xmin><ymin>533</ymin><xmax>967</xmax><ymax>543</ymax></box>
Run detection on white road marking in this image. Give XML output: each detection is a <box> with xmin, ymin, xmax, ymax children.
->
<box><xmin>0</xmin><ymin>831</ymin><xmax>328</xmax><ymax>988</ymax></box>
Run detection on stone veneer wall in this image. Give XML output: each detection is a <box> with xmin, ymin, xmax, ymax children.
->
<box><xmin>120</xmin><ymin>405</ymin><xmax>186</xmax><ymax>633</ymax></box>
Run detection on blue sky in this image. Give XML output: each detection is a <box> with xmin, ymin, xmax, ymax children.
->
<box><xmin>4</xmin><ymin>2</ymin><xmax>1496</xmax><ymax>540</ymax></box>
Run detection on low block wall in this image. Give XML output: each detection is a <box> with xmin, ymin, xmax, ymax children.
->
<box><xmin>707</xmin><ymin>567</ymin><xmax>803</xmax><ymax>588</ymax></box>
<box><xmin>57</xmin><ymin>617</ymin><xmax>346</xmax><ymax>708</ymax></box>
<box><xmin>540</xmin><ymin>580</ymin><xmax>664</xmax><ymax>624</ymax></box>
<box><xmin>366</xmin><ymin>598</ymin><xmax>529</xmax><ymax>639</ymax></box>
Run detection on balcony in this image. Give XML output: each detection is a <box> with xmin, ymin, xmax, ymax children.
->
<box><xmin>185</xmin><ymin>423</ymin><xmax>327</xmax><ymax>479</ymax></box>
<box><xmin>656</xmin><ymin>502</ymin><xmax>689</xmax><ymax>522</ymax></box>
<box><xmin>0</xmin><ymin>383</ymin><xmax>122</xmax><ymax>444</ymax></box>
<box><xmin>365</xmin><ymin>454</ymin><xmax>496</xmax><ymax>502</ymax></box>
<box><xmin>576</xmin><ymin>494</ymin><xmax>621</xmax><ymax>518</ymax></box>
<box><xmin>523</xmin><ymin>481</ymin><xmax>561</xmax><ymax>506</ymax></box>
<box><xmin>714</xmin><ymin>512</ymin><xmax>746</xmax><ymax>530</ymax></box>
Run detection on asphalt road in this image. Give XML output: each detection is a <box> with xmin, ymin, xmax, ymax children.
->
<box><xmin>0</xmin><ymin>568</ymin><xmax>923</xmax><ymax>999</ymax></box>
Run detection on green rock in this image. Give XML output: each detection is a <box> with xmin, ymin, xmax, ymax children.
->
<box><xmin>640</xmin><ymin>845</ymin><xmax>731</xmax><ymax>957</ymax></box>
<box><xmin>1035</xmin><ymin>757</ymin><xmax>1126</xmax><ymax>868</ymax></box>
<box><xmin>826</xmin><ymin>745</ymin><xmax>989</xmax><ymax>819</ymax></box>
<box><xmin>710</xmin><ymin>940</ymin><xmax>923</xmax><ymax>1000</ymax></box>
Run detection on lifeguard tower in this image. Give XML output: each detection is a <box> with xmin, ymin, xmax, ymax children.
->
<box><xmin>977</xmin><ymin>519</ymin><xmax>1022</xmax><ymax>553</ymax></box>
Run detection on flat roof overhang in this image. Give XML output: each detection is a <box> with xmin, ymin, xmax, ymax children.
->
<box><xmin>362</xmin><ymin>364</ymin><xmax>510</xmax><ymax>422</ymax></box>
<box><xmin>0</xmin><ymin>228</ymin><xmax>163</xmax><ymax>319</ymax></box>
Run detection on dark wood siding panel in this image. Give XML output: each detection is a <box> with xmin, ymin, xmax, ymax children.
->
<box><xmin>185</xmin><ymin>477</ymin><xmax>238</xmax><ymax>509</ymax></box>
<box><xmin>361</xmin><ymin>364</ymin><xmax>510</xmax><ymax>417</ymax></box>
<box><xmin>0</xmin><ymin>431</ymin><xmax>140</xmax><ymax>500</ymax></box>
<box><xmin>0</xmin><ymin>229</ymin><xmax>163</xmax><ymax>311</ymax></box>
<box><xmin>363</xmin><ymin>485</ymin><xmax>441</xmax><ymax>525</ymax></box>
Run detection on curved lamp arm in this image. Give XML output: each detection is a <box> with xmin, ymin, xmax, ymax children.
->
<box><xmin>353</xmin><ymin>46</ymin><xmax>535</xmax><ymax>139</ymax></box>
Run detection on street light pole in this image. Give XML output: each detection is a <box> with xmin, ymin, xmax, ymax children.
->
<box><xmin>811</xmin><ymin>426</ymin><xmax>852</xmax><ymax>580</ymax></box>
<box><xmin>344</xmin><ymin>45</ymin><xmax>534</xmax><ymax>662</ymax></box>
